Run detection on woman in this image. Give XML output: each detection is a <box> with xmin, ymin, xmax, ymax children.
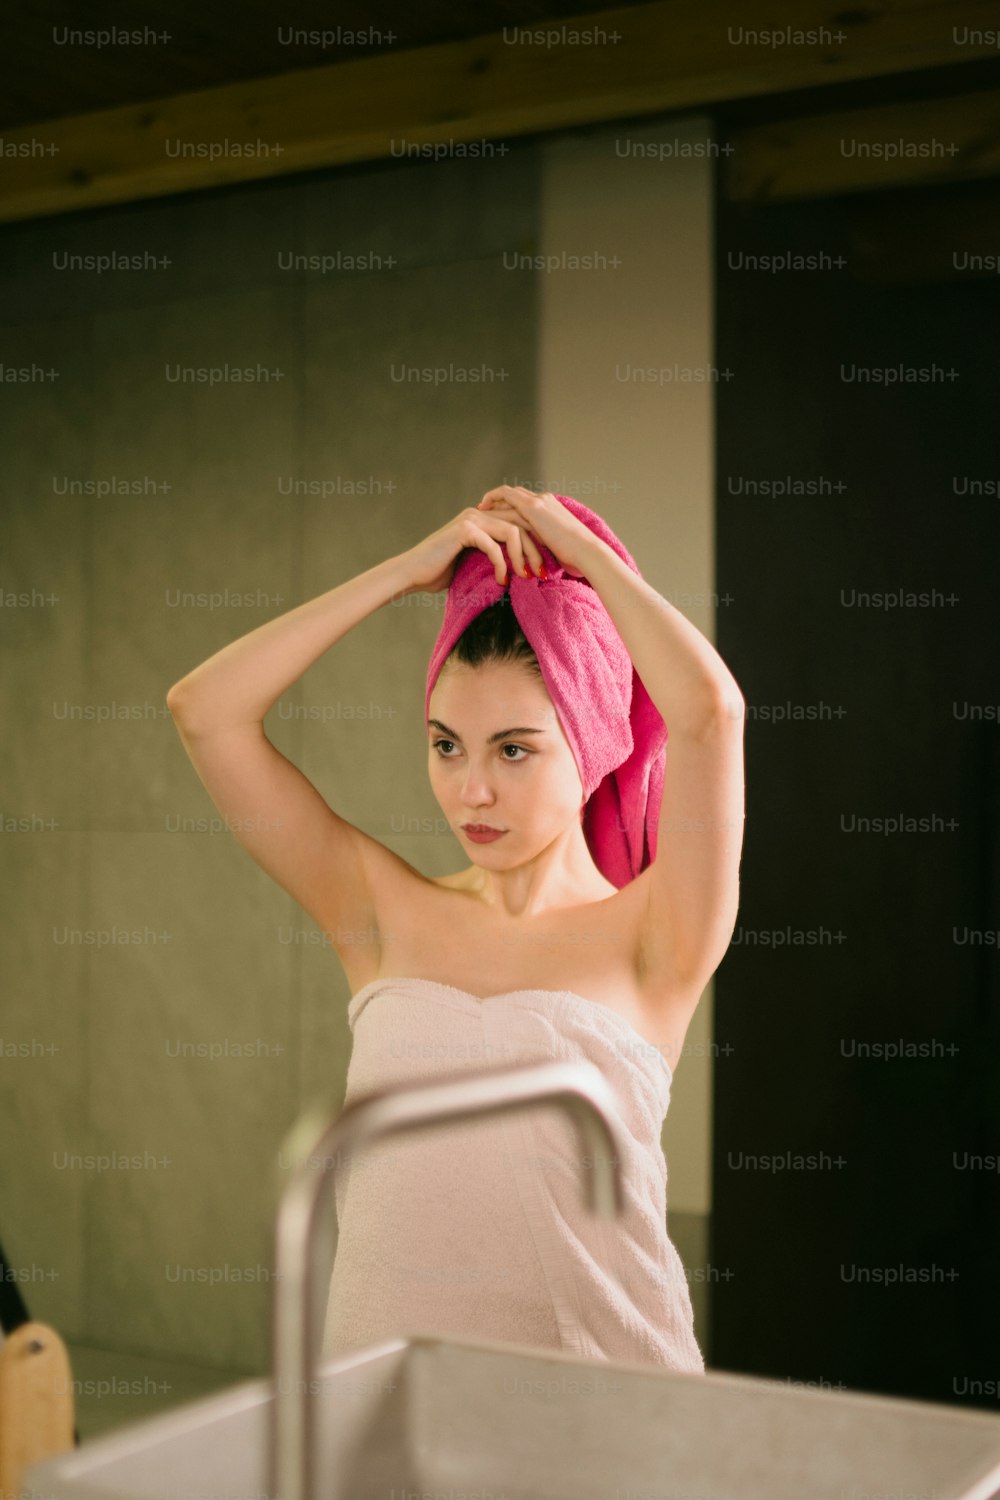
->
<box><xmin>167</xmin><ymin>486</ymin><xmax>745</xmax><ymax>1371</ymax></box>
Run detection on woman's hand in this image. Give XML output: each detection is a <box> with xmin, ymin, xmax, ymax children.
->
<box><xmin>399</xmin><ymin>502</ymin><xmax>550</xmax><ymax>594</ymax></box>
<box><xmin>476</xmin><ymin>487</ymin><xmax>603</xmax><ymax>579</ymax></box>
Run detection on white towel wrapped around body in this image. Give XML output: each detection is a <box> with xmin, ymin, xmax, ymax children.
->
<box><xmin>321</xmin><ymin>977</ymin><xmax>705</xmax><ymax>1373</ymax></box>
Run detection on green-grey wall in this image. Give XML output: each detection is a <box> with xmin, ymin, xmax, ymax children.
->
<box><xmin>1</xmin><ymin>151</ymin><xmax>540</xmax><ymax>1376</ymax></box>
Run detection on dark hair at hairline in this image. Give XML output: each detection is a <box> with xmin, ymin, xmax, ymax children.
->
<box><xmin>443</xmin><ymin>597</ymin><xmax>543</xmax><ymax>682</ymax></box>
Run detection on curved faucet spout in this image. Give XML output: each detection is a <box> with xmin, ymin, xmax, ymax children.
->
<box><xmin>269</xmin><ymin>1058</ymin><xmax>627</xmax><ymax>1500</ymax></box>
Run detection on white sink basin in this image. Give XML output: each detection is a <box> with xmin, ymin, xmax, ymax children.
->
<box><xmin>25</xmin><ymin>1332</ymin><xmax>1000</xmax><ymax>1500</ymax></box>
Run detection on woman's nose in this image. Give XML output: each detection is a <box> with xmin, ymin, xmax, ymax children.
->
<box><xmin>461</xmin><ymin>770</ymin><xmax>496</xmax><ymax>802</ymax></box>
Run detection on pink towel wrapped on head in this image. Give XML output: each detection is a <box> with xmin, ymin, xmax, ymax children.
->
<box><xmin>424</xmin><ymin>494</ymin><xmax>668</xmax><ymax>889</ymax></box>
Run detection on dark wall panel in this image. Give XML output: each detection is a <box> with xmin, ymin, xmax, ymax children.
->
<box><xmin>710</xmin><ymin>182</ymin><xmax>1000</xmax><ymax>1410</ymax></box>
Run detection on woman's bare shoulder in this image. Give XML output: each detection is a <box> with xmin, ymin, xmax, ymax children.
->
<box><xmin>368</xmin><ymin>857</ymin><xmax>474</xmax><ymax>895</ymax></box>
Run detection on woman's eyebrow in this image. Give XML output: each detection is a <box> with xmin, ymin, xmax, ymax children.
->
<box><xmin>427</xmin><ymin>719</ymin><xmax>548</xmax><ymax>745</ymax></box>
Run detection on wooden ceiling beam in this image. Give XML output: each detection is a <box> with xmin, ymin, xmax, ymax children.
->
<box><xmin>2</xmin><ymin>0</ymin><xmax>1000</xmax><ymax>222</ymax></box>
<box><xmin>726</xmin><ymin>86</ymin><xmax>1000</xmax><ymax>200</ymax></box>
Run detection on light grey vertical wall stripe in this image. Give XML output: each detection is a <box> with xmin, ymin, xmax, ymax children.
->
<box><xmin>535</xmin><ymin>115</ymin><xmax>717</xmax><ymax>1224</ymax></box>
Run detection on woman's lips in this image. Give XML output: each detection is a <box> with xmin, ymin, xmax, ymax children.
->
<box><xmin>461</xmin><ymin>825</ymin><xmax>508</xmax><ymax>844</ymax></box>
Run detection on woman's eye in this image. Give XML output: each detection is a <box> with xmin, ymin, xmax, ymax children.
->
<box><xmin>432</xmin><ymin>740</ymin><xmax>528</xmax><ymax>762</ymax></box>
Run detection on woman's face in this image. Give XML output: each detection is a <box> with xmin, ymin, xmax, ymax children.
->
<box><xmin>427</xmin><ymin>659</ymin><xmax>584</xmax><ymax>862</ymax></box>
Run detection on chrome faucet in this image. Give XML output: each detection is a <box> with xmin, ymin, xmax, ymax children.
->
<box><xmin>269</xmin><ymin>1058</ymin><xmax>627</xmax><ymax>1500</ymax></box>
